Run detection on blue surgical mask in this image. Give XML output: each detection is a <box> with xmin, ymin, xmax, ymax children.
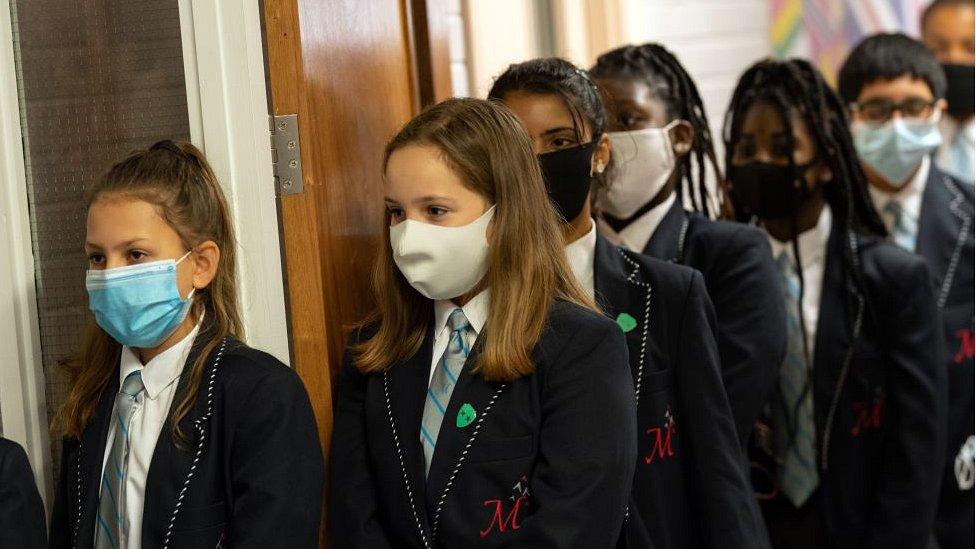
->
<box><xmin>853</xmin><ymin>114</ymin><xmax>943</xmax><ymax>187</ymax></box>
<box><xmin>86</xmin><ymin>251</ymin><xmax>195</xmax><ymax>348</ymax></box>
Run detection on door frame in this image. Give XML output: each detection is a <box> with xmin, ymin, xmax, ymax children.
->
<box><xmin>0</xmin><ymin>0</ymin><xmax>290</xmax><ymax>508</ymax></box>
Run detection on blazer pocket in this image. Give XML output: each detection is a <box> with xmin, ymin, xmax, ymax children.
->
<box><xmin>173</xmin><ymin>500</ymin><xmax>228</xmax><ymax>531</ymax></box>
<box><xmin>641</xmin><ymin>369</ymin><xmax>672</xmax><ymax>395</ymax></box>
<box><xmin>468</xmin><ymin>434</ymin><xmax>534</xmax><ymax>463</ymax></box>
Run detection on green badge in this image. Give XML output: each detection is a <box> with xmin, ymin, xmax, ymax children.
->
<box><xmin>616</xmin><ymin>312</ymin><xmax>638</xmax><ymax>333</ymax></box>
<box><xmin>457</xmin><ymin>403</ymin><xmax>477</xmax><ymax>428</ymax></box>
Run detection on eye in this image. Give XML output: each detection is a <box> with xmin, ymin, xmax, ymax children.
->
<box><xmin>735</xmin><ymin>141</ymin><xmax>756</xmax><ymax>158</ymax></box>
<box><xmin>550</xmin><ymin>137</ymin><xmax>577</xmax><ymax>150</ymax></box>
<box><xmin>387</xmin><ymin>205</ymin><xmax>404</xmax><ymax>222</ymax></box>
<box><xmin>426</xmin><ymin>205</ymin><xmax>448</xmax><ymax>217</ymax></box>
<box><xmin>128</xmin><ymin>249</ymin><xmax>148</xmax><ymax>262</ymax></box>
<box><xmin>87</xmin><ymin>253</ymin><xmax>105</xmax><ymax>268</ymax></box>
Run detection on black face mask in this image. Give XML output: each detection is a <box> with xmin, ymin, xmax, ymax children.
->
<box><xmin>942</xmin><ymin>63</ymin><xmax>975</xmax><ymax>120</ymax></box>
<box><xmin>728</xmin><ymin>161</ymin><xmax>813</xmax><ymax>221</ymax></box>
<box><xmin>538</xmin><ymin>141</ymin><xmax>598</xmax><ymax>223</ymax></box>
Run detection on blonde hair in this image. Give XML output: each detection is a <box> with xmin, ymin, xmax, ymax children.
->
<box><xmin>355</xmin><ymin>98</ymin><xmax>595</xmax><ymax>382</ymax></box>
<box><xmin>54</xmin><ymin>140</ymin><xmax>243</xmax><ymax>444</ymax></box>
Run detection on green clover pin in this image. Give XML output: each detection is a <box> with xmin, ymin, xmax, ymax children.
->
<box><xmin>457</xmin><ymin>403</ymin><xmax>477</xmax><ymax>428</ymax></box>
<box><xmin>616</xmin><ymin>312</ymin><xmax>638</xmax><ymax>333</ymax></box>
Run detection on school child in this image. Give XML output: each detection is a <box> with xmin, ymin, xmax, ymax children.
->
<box><xmin>589</xmin><ymin>43</ymin><xmax>788</xmax><ymax>448</ymax></box>
<box><xmin>838</xmin><ymin>33</ymin><xmax>975</xmax><ymax>549</ymax></box>
<box><xmin>489</xmin><ymin>58</ymin><xmax>767</xmax><ymax>549</ymax></box>
<box><xmin>724</xmin><ymin>58</ymin><xmax>946</xmax><ymax>549</ymax></box>
<box><xmin>0</xmin><ymin>437</ymin><xmax>46</xmax><ymax>548</ymax></box>
<box><xmin>48</xmin><ymin>141</ymin><xmax>324</xmax><ymax>549</ymax></box>
<box><xmin>328</xmin><ymin>98</ymin><xmax>637</xmax><ymax>548</ymax></box>
<box><xmin>920</xmin><ymin>0</ymin><xmax>975</xmax><ymax>185</ymax></box>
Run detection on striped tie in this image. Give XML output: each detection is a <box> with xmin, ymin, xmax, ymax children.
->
<box><xmin>95</xmin><ymin>370</ymin><xmax>145</xmax><ymax>549</ymax></box>
<box><xmin>884</xmin><ymin>200</ymin><xmax>918</xmax><ymax>252</ymax></box>
<box><xmin>421</xmin><ymin>308</ymin><xmax>471</xmax><ymax>476</ymax></box>
<box><xmin>772</xmin><ymin>250</ymin><xmax>819</xmax><ymax>507</ymax></box>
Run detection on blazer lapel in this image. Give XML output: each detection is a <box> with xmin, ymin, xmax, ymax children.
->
<box><xmin>595</xmin><ymin>235</ymin><xmax>654</xmax><ymax>394</ymax></box>
<box><xmin>76</xmin><ymin>372</ymin><xmax>120</xmax><ymax>549</ymax></box>
<box><xmin>424</xmin><ymin>338</ymin><xmax>506</xmax><ymax>512</ymax></box>
<box><xmin>642</xmin><ymin>199</ymin><xmax>685</xmax><ymax>261</ymax></box>
<box><xmin>385</xmin><ymin>328</ymin><xmax>434</xmax><ymax>530</ymax></box>
<box><xmin>917</xmin><ymin>168</ymin><xmax>972</xmax><ymax>308</ymax></box>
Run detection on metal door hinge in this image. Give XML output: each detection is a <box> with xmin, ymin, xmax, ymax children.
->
<box><xmin>271</xmin><ymin>114</ymin><xmax>304</xmax><ymax>196</ymax></box>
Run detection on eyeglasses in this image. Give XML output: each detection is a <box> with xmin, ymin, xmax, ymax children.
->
<box><xmin>850</xmin><ymin>97</ymin><xmax>938</xmax><ymax>123</ymax></box>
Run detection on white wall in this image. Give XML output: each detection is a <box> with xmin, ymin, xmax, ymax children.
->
<box><xmin>463</xmin><ymin>0</ymin><xmax>552</xmax><ymax>98</ymax></box>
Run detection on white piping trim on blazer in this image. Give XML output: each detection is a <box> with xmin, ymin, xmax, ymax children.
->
<box><xmin>618</xmin><ymin>248</ymin><xmax>652</xmax><ymax>407</ymax></box>
<box><xmin>938</xmin><ymin>174</ymin><xmax>971</xmax><ymax>309</ymax></box>
<box><xmin>383</xmin><ymin>372</ymin><xmax>432</xmax><ymax>549</ymax></box>
<box><xmin>819</xmin><ymin>230</ymin><xmax>865</xmax><ymax>471</ymax></box>
<box><xmin>430</xmin><ymin>385</ymin><xmax>507</xmax><ymax>538</ymax></box>
<box><xmin>162</xmin><ymin>338</ymin><xmax>228</xmax><ymax>549</ymax></box>
<box><xmin>69</xmin><ymin>339</ymin><xmax>229</xmax><ymax>549</ymax></box>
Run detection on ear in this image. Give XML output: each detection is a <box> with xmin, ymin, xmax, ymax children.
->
<box><xmin>669</xmin><ymin>120</ymin><xmax>695</xmax><ymax>158</ymax></box>
<box><xmin>935</xmin><ymin>98</ymin><xmax>948</xmax><ymax>116</ymax></box>
<box><xmin>591</xmin><ymin>133</ymin><xmax>612</xmax><ymax>175</ymax></box>
<box><xmin>190</xmin><ymin>240</ymin><xmax>220</xmax><ymax>290</ymax></box>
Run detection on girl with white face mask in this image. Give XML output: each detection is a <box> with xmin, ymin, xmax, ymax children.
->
<box><xmin>590</xmin><ymin>44</ymin><xmax>788</xmax><ymax>455</ymax></box>
<box><xmin>329</xmin><ymin>98</ymin><xmax>637</xmax><ymax>548</ymax></box>
<box><xmin>490</xmin><ymin>57</ymin><xmax>767</xmax><ymax>549</ymax></box>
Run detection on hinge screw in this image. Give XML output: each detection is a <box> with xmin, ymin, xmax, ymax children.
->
<box><xmin>283</xmin><ymin>180</ymin><xmax>293</xmax><ymax>190</ymax></box>
<box><xmin>287</xmin><ymin>140</ymin><xmax>297</xmax><ymax>150</ymax></box>
<box><xmin>277</xmin><ymin>121</ymin><xmax>287</xmax><ymax>131</ymax></box>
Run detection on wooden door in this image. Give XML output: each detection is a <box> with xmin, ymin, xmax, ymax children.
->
<box><xmin>261</xmin><ymin>0</ymin><xmax>451</xmax><ymax>544</ymax></box>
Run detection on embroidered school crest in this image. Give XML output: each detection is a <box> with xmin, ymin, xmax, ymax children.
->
<box><xmin>644</xmin><ymin>405</ymin><xmax>677</xmax><ymax>465</ymax></box>
<box><xmin>850</xmin><ymin>390</ymin><xmax>886</xmax><ymax>437</ymax></box>
<box><xmin>954</xmin><ymin>328</ymin><xmax>974</xmax><ymax>364</ymax></box>
<box><xmin>479</xmin><ymin>475</ymin><xmax>531</xmax><ymax>539</ymax></box>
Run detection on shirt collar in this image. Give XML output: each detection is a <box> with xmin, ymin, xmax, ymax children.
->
<box><xmin>767</xmin><ymin>204</ymin><xmax>832</xmax><ymax>267</ymax></box>
<box><xmin>608</xmin><ymin>192</ymin><xmax>676</xmax><ymax>252</ymax></box>
<box><xmin>564</xmin><ymin>219</ymin><xmax>597</xmax><ymax>281</ymax></box>
<box><xmin>868</xmin><ymin>155</ymin><xmax>929</xmax><ymax>216</ymax></box>
<box><xmin>119</xmin><ymin>312</ymin><xmax>205</xmax><ymax>400</ymax></box>
<box><xmin>434</xmin><ymin>289</ymin><xmax>490</xmax><ymax>336</ymax></box>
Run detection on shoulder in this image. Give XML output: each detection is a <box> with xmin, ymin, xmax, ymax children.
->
<box><xmin>620</xmin><ymin>247</ymin><xmax>702</xmax><ymax>296</ymax></box>
<box><xmin>545</xmin><ymin>299</ymin><xmax>619</xmax><ymax>340</ymax></box>
<box><xmin>215</xmin><ymin>339</ymin><xmax>307</xmax><ymax>398</ymax></box>
<box><xmin>536</xmin><ymin>301</ymin><xmax>630</xmax><ymax>381</ymax></box>
<box><xmin>930</xmin><ymin>166</ymin><xmax>975</xmax><ymax>211</ymax></box>
<box><xmin>0</xmin><ymin>437</ymin><xmax>31</xmax><ymax>475</ymax></box>
<box><xmin>855</xmin><ymin>235</ymin><xmax>932</xmax><ymax>295</ymax></box>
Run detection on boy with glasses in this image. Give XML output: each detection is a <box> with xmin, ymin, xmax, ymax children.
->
<box><xmin>840</xmin><ymin>32</ymin><xmax>975</xmax><ymax>549</ymax></box>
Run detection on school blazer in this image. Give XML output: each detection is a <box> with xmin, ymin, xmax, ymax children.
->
<box><xmin>593</xmin><ymin>236</ymin><xmax>768</xmax><ymax>549</ymax></box>
<box><xmin>0</xmin><ymin>438</ymin><xmax>47</xmax><ymax>549</ymax></box>
<box><xmin>916</xmin><ymin>166</ymin><xmax>974</xmax><ymax>549</ymax></box>
<box><xmin>642</xmin><ymin>200</ymin><xmax>788</xmax><ymax>448</ymax></box>
<box><xmin>49</xmin><ymin>331</ymin><xmax>325</xmax><ymax>549</ymax></box>
<box><xmin>328</xmin><ymin>300</ymin><xmax>637</xmax><ymax>548</ymax></box>
<box><xmin>754</xmin><ymin>223</ymin><xmax>946</xmax><ymax>549</ymax></box>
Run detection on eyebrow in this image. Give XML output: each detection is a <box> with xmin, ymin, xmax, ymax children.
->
<box><xmin>84</xmin><ymin>237</ymin><xmax>152</xmax><ymax>249</ymax></box>
<box><xmin>540</xmin><ymin>126</ymin><xmax>577</xmax><ymax>137</ymax></box>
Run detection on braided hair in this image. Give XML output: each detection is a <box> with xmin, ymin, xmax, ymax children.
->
<box><xmin>487</xmin><ymin>57</ymin><xmax>609</xmax><ymax>192</ymax></box>
<box><xmin>591</xmin><ymin>43</ymin><xmax>725</xmax><ymax>218</ymax></box>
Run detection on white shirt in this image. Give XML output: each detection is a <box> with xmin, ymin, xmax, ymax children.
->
<box><xmin>604</xmin><ymin>193</ymin><xmax>677</xmax><ymax>252</ymax></box>
<box><xmin>564</xmin><ymin>220</ymin><xmax>598</xmax><ymax>298</ymax></box>
<box><xmin>869</xmin><ymin>154</ymin><xmax>929</xmax><ymax>249</ymax></box>
<box><xmin>99</xmin><ymin>316</ymin><xmax>203</xmax><ymax>549</ymax></box>
<box><xmin>430</xmin><ymin>290</ymin><xmax>488</xmax><ymax>383</ymax></box>
<box><xmin>937</xmin><ymin>116</ymin><xmax>975</xmax><ymax>184</ymax></box>
<box><xmin>766</xmin><ymin>206</ymin><xmax>832</xmax><ymax>355</ymax></box>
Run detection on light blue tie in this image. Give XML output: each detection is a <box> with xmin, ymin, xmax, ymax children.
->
<box><xmin>884</xmin><ymin>200</ymin><xmax>918</xmax><ymax>252</ymax></box>
<box><xmin>772</xmin><ymin>250</ymin><xmax>819</xmax><ymax>507</ymax></box>
<box><xmin>95</xmin><ymin>370</ymin><xmax>145</xmax><ymax>549</ymax></box>
<box><xmin>421</xmin><ymin>308</ymin><xmax>471</xmax><ymax>477</ymax></box>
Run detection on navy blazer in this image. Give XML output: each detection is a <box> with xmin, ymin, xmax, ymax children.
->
<box><xmin>754</xmin><ymin>222</ymin><xmax>946</xmax><ymax>549</ymax></box>
<box><xmin>916</xmin><ymin>166</ymin><xmax>974</xmax><ymax>549</ymax></box>
<box><xmin>329</xmin><ymin>299</ymin><xmax>637</xmax><ymax>548</ymax></box>
<box><xmin>49</xmin><ymin>330</ymin><xmax>325</xmax><ymax>549</ymax></box>
<box><xmin>0</xmin><ymin>437</ymin><xmax>47</xmax><ymax>549</ymax></box>
<box><xmin>643</xmin><ymin>201</ymin><xmax>788</xmax><ymax>448</ymax></box>
<box><xmin>594</xmin><ymin>236</ymin><xmax>768</xmax><ymax>549</ymax></box>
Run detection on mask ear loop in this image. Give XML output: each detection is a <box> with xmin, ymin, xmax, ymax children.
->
<box><xmin>176</xmin><ymin>250</ymin><xmax>196</xmax><ymax>302</ymax></box>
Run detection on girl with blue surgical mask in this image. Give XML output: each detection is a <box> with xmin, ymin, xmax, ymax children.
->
<box><xmin>49</xmin><ymin>141</ymin><xmax>324</xmax><ymax>549</ymax></box>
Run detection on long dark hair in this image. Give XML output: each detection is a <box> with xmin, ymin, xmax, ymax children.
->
<box><xmin>486</xmin><ymin>57</ymin><xmax>609</xmax><ymax>193</ymax></box>
<box><xmin>591</xmin><ymin>43</ymin><xmax>726</xmax><ymax>218</ymax></box>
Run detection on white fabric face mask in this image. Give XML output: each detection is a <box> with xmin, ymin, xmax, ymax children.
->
<box><xmin>389</xmin><ymin>205</ymin><xmax>495</xmax><ymax>300</ymax></box>
<box><xmin>597</xmin><ymin>121</ymin><xmax>679</xmax><ymax>219</ymax></box>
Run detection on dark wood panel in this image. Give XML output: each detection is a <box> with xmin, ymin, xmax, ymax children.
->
<box><xmin>410</xmin><ymin>0</ymin><xmax>455</xmax><ymax>105</ymax></box>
